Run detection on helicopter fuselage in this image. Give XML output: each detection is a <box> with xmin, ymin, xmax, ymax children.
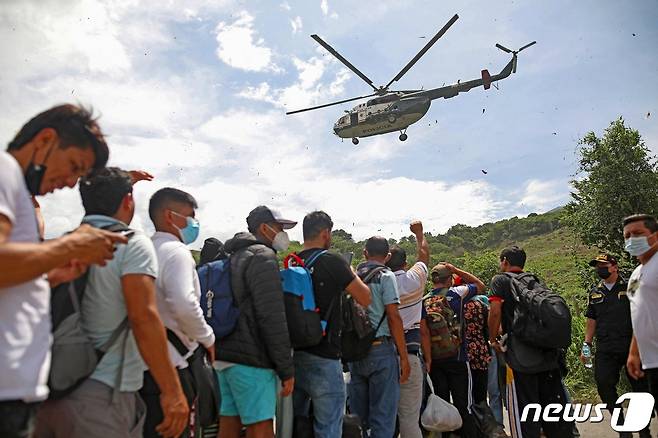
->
<box><xmin>333</xmin><ymin>94</ymin><xmax>431</xmax><ymax>139</ymax></box>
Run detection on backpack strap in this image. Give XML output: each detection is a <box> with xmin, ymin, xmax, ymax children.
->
<box><xmin>361</xmin><ymin>265</ymin><xmax>389</xmax><ymax>284</ymax></box>
<box><xmin>166</xmin><ymin>328</ymin><xmax>190</xmax><ymax>357</ymax></box>
<box><xmin>304</xmin><ymin>249</ymin><xmax>328</xmax><ymax>270</ymax></box>
<box><xmin>98</xmin><ymin>317</ymin><xmax>129</xmax><ymax>354</ymax></box>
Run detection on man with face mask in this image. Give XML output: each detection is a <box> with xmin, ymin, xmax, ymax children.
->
<box><xmin>624</xmin><ymin>214</ymin><xmax>658</xmax><ymax>424</ymax></box>
<box><xmin>0</xmin><ymin>105</ymin><xmax>129</xmax><ymax>438</ymax></box>
<box><xmin>582</xmin><ymin>253</ymin><xmax>650</xmax><ymax>438</ymax></box>
<box><xmin>144</xmin><ymin>188</ymin><xmax>216</xmax><ymax>438</ymax></box>
<box><xmin>217</xmin><ymin>206</ymin><xmax>296</xmax><ymax>438</ymax></box>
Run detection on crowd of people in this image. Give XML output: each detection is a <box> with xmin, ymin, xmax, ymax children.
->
<box><xmin>1</xmin><ymin>103</ymin><xmax>657</xmax><ymax>438</ymax></box>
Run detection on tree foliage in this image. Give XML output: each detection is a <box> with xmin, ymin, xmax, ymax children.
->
<box><xmin>564</xmin><ymin>118</ymin><xmax>658</xmax><ymax>259</ymax></box>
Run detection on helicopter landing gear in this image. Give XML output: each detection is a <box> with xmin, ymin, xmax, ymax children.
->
<box><xmin>399</xmin><ymin>129</ymin><xmax>408</xmax><ymax>142</ymax></box>
<box><xmin>352</xmin><ymin>137</ymin><xmax>359</xmax><ymax>145</ymax></box>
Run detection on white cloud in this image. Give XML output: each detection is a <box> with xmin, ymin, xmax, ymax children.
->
<box><xmin>237</xmin><ymin>54</ymin><xmax>350</xmax><ymax>112</ymax></box>
<box><xmin>320</xmin><ymin>0</ymin><xmax>329</xmax><ymax>16</ymax></box>
<box><xmin>0</xmin><ymin>0</ymin><xmax>130</xmax><ymax>81</ymax></box>
<box><xmin>290</xmin><ymin>16</ymin><xmax>303</xmax><ymax>34</ymax></box>
<box><xmin>517</xmin><ymin>179</ymin><xmax>569</xmax><ymax>212</ymax></box>
<box><xmin>215</xmin><ymin>11</ymin><xmax>280</xmax><ymax>72</ymax></box>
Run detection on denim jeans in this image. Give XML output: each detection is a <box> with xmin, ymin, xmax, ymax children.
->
<box><xmin>348</xmin><ymin>339</ymin><xmax>400</xmax><ymax>438</ymax></box>
<box><xmin>487</xmin><ymin>351</ymin><xmax>504</xmax><ymax>425</ymax></box>
<box><xmin>293</xmin><ymin>351</ymin><xmax>346</xmax><ymax>438</ymax></box>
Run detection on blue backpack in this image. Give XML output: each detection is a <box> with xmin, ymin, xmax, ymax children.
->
<box><xmin>198</xmin><ymin>258</ymin><xmax>240</xmax><ymax>339</ymax></box>
<box><xmin>280</xmin><ymin>250</ymin><xmax>329</xmax><ymax>349</ymax></box>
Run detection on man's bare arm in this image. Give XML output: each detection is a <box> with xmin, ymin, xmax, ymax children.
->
<box><xmin>121</xmin><ymin>274</ymin><xmax>188</xmax><ymax>438</ymax></box>
<box><xmin>0</xmin><ymin>215</ymin><xmax>125</xmax><ymax>289</ymax></box>
<box><xmin>410</xmin><ymin>221</ymin><xmax>430</xmax><ymax>266</ymax></box>
<box><xmin>345</xmin><ymin>276</ymin><xmax>372</xmax><ymax>306</ymax></box>
<box><xmin>584</xmin><ymin>318</ymin><xmax>596</xmax><ymax>344</ymax></box>
<box><xmin>488</xmin><ymin>300</ymin><xmax>503</xmax><ymax>344</ymax></box>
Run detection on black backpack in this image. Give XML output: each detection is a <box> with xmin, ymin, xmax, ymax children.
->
<box><xmin>341</xmin><ymin>265</ymin><xmax>389</xmax><ymax>362</ymax></box>
<box><xmin>166</xmin><ymin>330</ymin><xmax>220</xmax><ymax>428</ymax></box>
<box><xmin>48</xmin><ymin>223</ymin><xmax>131</xmax><ymax>399</ymax></box>
<box><xmin>504</xmin><ymin>272</ymin><xmax>572</xmax><ymax>350</ymax></box>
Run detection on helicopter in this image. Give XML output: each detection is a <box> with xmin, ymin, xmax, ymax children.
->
<box><xmin>286</xmin><ymin>14</ymin><xmax>536</xmax><ymax>145</ymax></box>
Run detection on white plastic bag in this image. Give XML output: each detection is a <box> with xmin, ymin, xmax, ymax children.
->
<box><xmin>421</xmin><ymin>374</ymin><xmax>463</xmax><ymax>432</ymax></box>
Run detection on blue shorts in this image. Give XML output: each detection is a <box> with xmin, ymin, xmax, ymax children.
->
<box><xmin>217</xmin><ymin>364</ymin><xmax>277</xmax><ymax>425</ymax></box>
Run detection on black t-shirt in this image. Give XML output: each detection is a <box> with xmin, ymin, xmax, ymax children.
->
<box><xmin>490</xmin><ymin>274</ymin><xmax>518</xmax><ymax>332</ymax></box>
<box><xmin>490</xmin><ymin>272</ymin><xmax>559</xmax><ymax>373</ymax></box>
<box><xmin>297</xmin><ymin>248</ymin><xmax>355</xmax><ymax>359</ymax></box>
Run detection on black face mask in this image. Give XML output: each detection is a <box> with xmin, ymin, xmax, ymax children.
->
<box><xmin>597</xmin><ymin>267</ymin><xmax>612</xmax><ymax>280</ymax></box>
<box><xmin>23</xmin><ymin>145</ymin><xmax>53</xmax><ymax>196</ymax></box>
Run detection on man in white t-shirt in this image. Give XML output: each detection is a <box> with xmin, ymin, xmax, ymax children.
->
<box><xmin>386</xmin><ymin>220</ymin><xmax>430</xmax><ymax>438</ymax></box>
<box><xmin>623</xmin><ymin>214</ymin><xmax>658</xmax><ymax>418</ymax></box>
<box><xmin>0</xmin><ymin>104</ymin><xmax>127</xmax><ymax>438</ymax></box>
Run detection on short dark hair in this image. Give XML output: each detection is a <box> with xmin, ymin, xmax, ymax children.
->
<box><xmin>387</xmin><ymin>245</ymin><xmax>407</xmax><ymax>271</ymax></box>
<box><xmin>303</xmin><ymin>211</ymin><xmax>333</xmax><ymax>240</ymax></box>
<box><xmin>623</xmin><ymin>214</ymin><xmax>658</xmax><ymax>233</ymax></box>
<box><xmin>149</xmin><ymin>188</ymin><xmax>198</xmax><ymax>222</ymax></box>
<box><xmin>500</xmin><ymin>245</ymin><xmax>526</xmax><ymax>269</ymax></box>
<box><xmin>365</xmin><ymin>236</ymin><xmax>389</xmax><ymax>257</ymax></box>
<box><xmin>8</xmin><ymin>104</ymin><xmax>109</xmax><ymax>169</ymax></box>
<box><xmin>80</xmin><ymin>167</ymin><xmax>132</xmax><ymax>216</ymax></box>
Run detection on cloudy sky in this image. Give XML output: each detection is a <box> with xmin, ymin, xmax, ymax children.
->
<box><xmin>1</xmin><ymin>0</ymin><xmax>657</xmax><ymax>245</ymax></box>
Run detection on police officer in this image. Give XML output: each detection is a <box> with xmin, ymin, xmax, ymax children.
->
<box><xmin>581</xmin><ymin>254</ymin><xmax>650</xmax><ymax>438</ymax></box>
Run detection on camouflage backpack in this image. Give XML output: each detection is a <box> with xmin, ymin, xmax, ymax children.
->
<box><xmin>423</xmin><ymin>290</ymin><xmax>461</xmax><ymax>359</ymax></box>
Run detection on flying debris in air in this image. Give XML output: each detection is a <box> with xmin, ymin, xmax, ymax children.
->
<box><xmin>646</xmin><ymin>112</ymin><xmax>651</xmax><ymax>119</ymax></box>
<box><xmin>481</xmin><ymin>169</ymin><xmax>488</xmax><ymax>174</ymax></box>
<box><xmin>482</xmin><ymin>108</ymin><xmax>486</xmax><ymax>114</ymax></box>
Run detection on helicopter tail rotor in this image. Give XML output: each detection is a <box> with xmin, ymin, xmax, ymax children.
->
<box><xmin>495</xmin><ymin>41</ymin><xmax>536</xmax><ymax>73</ymax></box>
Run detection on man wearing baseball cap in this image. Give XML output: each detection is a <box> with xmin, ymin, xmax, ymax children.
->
<box><xmin>216</xmin><ymin>205</ymin><xmax>297</xmax><ymax>438</ymax></box>
<box><xmin>583</xmin><ymin>253</ymin><xmax>650</xmax><ymax>438</ymax></box>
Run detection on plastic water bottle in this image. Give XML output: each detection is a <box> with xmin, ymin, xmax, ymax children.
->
<box><xmin>582</xmin><ymin>343</ymin><xmax>593</xmax><ymax>369</ymax></box>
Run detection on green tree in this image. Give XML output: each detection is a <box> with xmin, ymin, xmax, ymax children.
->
<box><xmin>564</xmin><ymin>118</ymin><xmax>658</xmax><ymax>259</ymax></box>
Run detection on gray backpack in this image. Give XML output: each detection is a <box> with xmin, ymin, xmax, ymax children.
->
<box><xmin>48</xmin><ymin>224</ymin><xmax>130</xmax><ymax>399</ymax></box>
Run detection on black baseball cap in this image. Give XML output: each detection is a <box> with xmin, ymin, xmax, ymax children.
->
<box><xmin>247</xmin><ymin>205</ymin><xmax>297</xmax><ymax>232</ymax></box>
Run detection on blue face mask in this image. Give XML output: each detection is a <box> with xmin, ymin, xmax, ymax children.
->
<box><xmin>625</xmin><ymin>236</ymin><xmax>652</xmax><ymax>257</ymax></box>
<box><xmin>171</xmin><ymin>211</ymin><xmax>200</xmax><ymax>245</ymax></box>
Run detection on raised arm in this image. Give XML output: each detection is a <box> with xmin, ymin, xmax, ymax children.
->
<box><xmin>446</xmin><ymin>263</ymin><xmax>485</xmax><ymax>293</ymax></box>
<box><xmin>410</xmin><ymin>220</ymin><xmax>430</xmax><ymax>267</ymax></box>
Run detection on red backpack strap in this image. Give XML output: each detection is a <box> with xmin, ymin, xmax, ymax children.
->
<box><xmin>283</xmin><ymin>252</ymin><xmax>304</xmax><ymax>269</ymax></box>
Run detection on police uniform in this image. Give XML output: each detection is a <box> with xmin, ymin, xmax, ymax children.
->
<box><xmin>585</xmin><ymin>256</ymin><xmax>650</xmax><ymax>418</ymax></box>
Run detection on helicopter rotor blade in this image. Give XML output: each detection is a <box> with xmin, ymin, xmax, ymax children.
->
<box><xmin>518</xmin><ymin>41</ymin><xmax>537</xmax><ymax>52</ymax></box>
<box><xmin>285</xmin><ymin>93</ymin><xmax>378</xmax><ymax>115</ymax></box>
<box><xmin>495</xmin><ymin>43</ymin><xmax>513</xmax><ymax>53</ymax></box>
<box><xmin>311</xmin><ymin>34</ymin><xmax>379</xmax><ymax>93</ymax></box>
<box><xmin>383</xmin><ymin>14</ymin><xmax>459</xmax><ymax>91</ymax></box>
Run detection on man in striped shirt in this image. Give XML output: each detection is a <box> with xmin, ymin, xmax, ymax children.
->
<box><xmin>387</xmin><ymin>220</ymin><xmax>430</xmax><ymax>438</ymax></box>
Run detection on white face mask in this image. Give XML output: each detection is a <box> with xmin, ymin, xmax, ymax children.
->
<box><xmin>272</xmin><ymin>230</ymin><xmax>290</xmax><ymax>252</ymax></box>
<box><xmin>266</xmin><ymin>224</ymin><xmax>290</xmax><ymax>252</ymax></box>
<box><xmin>625</xmin><ymin>236</ymin><xmax>652</xmax><ymax>257</ymax></box>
